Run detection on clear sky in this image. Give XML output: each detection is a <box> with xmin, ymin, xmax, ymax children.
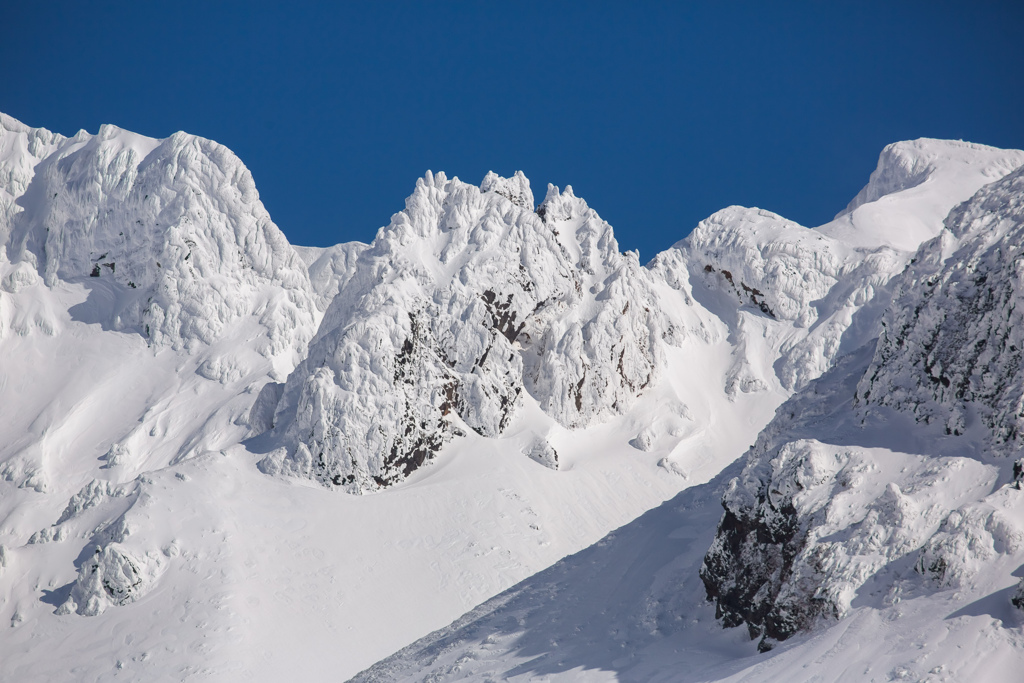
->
<box><xmin>4</xmin><ymin>2</ymin><xmax>1023</xmax><ymax>261</ymax></box>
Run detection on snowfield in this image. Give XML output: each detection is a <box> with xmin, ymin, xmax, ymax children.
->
<box><xmin>1</xmin><ymin>110</ymin><xmax>1023</xmax><ymax>681</ymax></box>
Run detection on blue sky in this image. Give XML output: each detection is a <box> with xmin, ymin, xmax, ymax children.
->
<box><xmin>4</xmin><ymin>2</ymin><xmax>1023</xmax><ymax>260</ymax></box>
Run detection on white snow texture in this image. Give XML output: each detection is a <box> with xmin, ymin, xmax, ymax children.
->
<box><xmin>2</xmin><ymin>111</ymin><xmax>1024</xmax><ymax>682</ymax></box>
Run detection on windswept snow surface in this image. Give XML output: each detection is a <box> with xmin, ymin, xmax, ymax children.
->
<box><xmin>2</xmin><ymin>112</ymin><xmax>1023</xmax><ymax>683</ymax></box>
<box><xmin>356</xmin><ymin>144</ymin><xmax>1024</xmax><ymax>680</ymax></box>
<box><xmin>351</xmin><ymin>458</ymin><xmax>1024</xmax><ymax>683</ymax></box>
<box><xmin>820</xmin><ymin>138</ymin><xmax>1024</xmax><ymax>252</ymax></box>
<box><xmin>0</xmin><ymin>112</ymin><xmax>773</xmax><ymax>681</ymax></box>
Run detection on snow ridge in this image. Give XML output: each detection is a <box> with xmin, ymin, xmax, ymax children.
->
<box><xmin>4</xmin><ymin>108</ymin><xmax>1024</xmax><ymax>682</ymax></box>
<box><xmin>2</xmin><ymin>117</ymin><xmax>318</xmax><ymax>357</ymax></box>
<box><xmin>259</xmin><ymin>172</ymin><xmax>676</xmax><ymax>492</ymax></box>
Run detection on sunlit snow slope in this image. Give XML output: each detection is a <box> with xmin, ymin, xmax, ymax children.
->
<box><xmin>2</xmin><ymin>110</ymin><xmax>1023</xmax><ymax>683</ymax></box>
<box><xmin>352</xmin><ymin>144</ymin><xmax>1024</xmax><ymax>681</ymax></box>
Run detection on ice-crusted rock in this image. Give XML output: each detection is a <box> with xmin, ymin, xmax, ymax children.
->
<box><xmin>101</xmin><ymin>442</ymin><xmax>131</xmax><ymax>469</ymax></box>
<box><xmin>56</xmin><ymin>479</ymin><xmax>134</xmax><ymax>525</ymax></box>
<box><xmin>524</xmin><ymin>436</ymin><xmax>559</xmax><ymax>470</ymax></box>
<box><xmin>769</xmin><ymin>246</ymin><xmax>904</xmax><ymax>391</ymax></box>
<box><xmin>659</xmin><ymin>205</ymin><xmax>901</xmax><ymax>392</ymax></box>
<box><xmin>0</xmin><ymin>113</ymin><xmax>66</xmax><ymax>249</ymax></box>
<box><xmin>682</xmin><ymin>207</ymin><xmax>844</xmax><ymax>326</ymax></box>
<box><xmin>915</xmin><ymin>490</ymin><xmax>1024</xmax><ymax>589</ymax></box>
<box><xmin>480</xmin><ymin>170</ymin><xmax>534</xmax><ymax>210</ymax></box>
<box><xmin>1013</xmin><ymin>578</ymin><xmax>1024</xmax><ymax>612</ymax></box>
<box><xmin>264</xmin><ymin>172</ymin><xmax>676</xmax><ymax>492</ymax></box>
<box><xmin>859</xmin><ymin>166</ymin><xmax>1024</xmax><ymax>453</ymax></box>
<box><xmin>629</xmin><ymin>428</ymin><xmax>655</xmax><ymax>452</ymax></box>
<box><xmin>2</xmin><ymin>115</ymin><xmax>318</xmax><ymax>356</ymax></box>
<box><xmin>66</xmin><ymin>543</ymin><xmax>164</xmax><ymax>616</ymax></box>
<box><xmin>700</xmin><ymin>436</ymin><xmax>994</xmax><ymax>651</ymax></box>
<box><xmin>27</xmin><ymin>526</ymin><xmax>68</xmax><ymax>544</ymax></box>
<box><xmin>0</xmin><ymin>454</ymin><xmax>48</xmax><ymax>492</ymax></box>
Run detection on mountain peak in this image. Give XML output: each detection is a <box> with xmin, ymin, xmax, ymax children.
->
<box><xmin>819</xmin><ymin>137</ymin><xmax>1024</xmax><ymax>251</ymax></box>
<box><xmin>481</xmin><ymin>170</ymin><xmax>533</xmax><ymax>209</ymax></box>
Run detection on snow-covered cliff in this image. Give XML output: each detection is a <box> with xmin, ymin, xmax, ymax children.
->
<box><xmin>700</xmin><ymin>154</ymin><xmax>1024</xmax><ymax>652</ymax></box>
<box><xmin>257</xmin><ymin>172</ymin><xmax>680</xmax><ymax>491</ymax></box>
<box><xmin>3</xmin><ymin>108</ymin><xmax>1024</xmax><ymax>682</ymax></box>
<box><xmin>860</xmin><ymin>165</ymin><xmax>1024</xmax><ymax>454</ymax></box>
<box><xmin>1</xmin><ymin>115</ymin><xmax>318</xmax><ymax>359</ymax></box>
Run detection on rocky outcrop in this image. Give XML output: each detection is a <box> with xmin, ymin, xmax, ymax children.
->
<box><xmin>701</xmin><ymin>159</ymin><xmax>1024</xmax><ymax>650</ymax></box>
<box><xmin>655</xmin><ymin>204</ymin><xmax>906</xmax><ymax>395</ymax></box>
<box><xmin>2</xmin><ymin>115</ymin><xmax>318</xmax><ymax>356</ymax></box>
<box><xmin>64</xmin><ymin>543</ymin><xmax>165</xmax><ymax>616</ymax></box>
<box><xmin>700</xmin><ymin>436</ymin><xmax>993</xmax><ymax>651</ymax></box>
<box><xmin>260</xmin><ymin>172</ymin><xmax>677</xmax><ymax>492</ymax></box>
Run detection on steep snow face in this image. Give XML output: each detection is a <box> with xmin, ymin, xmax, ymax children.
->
<box><xmin>821</xmin><ymin>138</ymin><xmax>1024</xmax><ymax>251</ymax></box>
<box><xmin>655</xmin><ymin>206</ymin><xmax>903</xmax><ymax>395</ymax></box>
<box><xmin>2</xmin><ymin>117</ymin><xmax>318</xmax><ymax>357</ymax></box>
<box><xmin>292</xmin><ymin>241</ymin><xmax>368</xmax><ymax>309</ymax></box>
<box><xmin>700</xmin><ymin>165</ymin><xmax>1024</xmax><ymax>653</ymax></box>
<box><xmin>262</xmin><ymin>172</ymin><xmax>678</xmax><ymax>492</ymax></box>
<box><xmin>0</xmin><ymin>114</ymin><xmax>66</xmax><ymax>248</ymax></box>
<box><xmin>859</xmin><ymin>166</ymin><xmax>1024</xmax><ymax>454</ymax></box>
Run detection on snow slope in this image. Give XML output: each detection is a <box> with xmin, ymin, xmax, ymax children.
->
<box><xmin>353</xmin><ymin>143</ymin><xmax>1024</xmax><ymax>679</ymax></box>
<box><xmin>0</xmin><ymin>113</ymin><xmax>772</xmax><ymax>681</ymax></box>
<box><xmin>352</xmin><ymin>455</ymin><xmax>1024</xmax><ymax>683</ymax></box>
<box><xmin>2</xmin><ymin>111</ymin><xmax>1023</xmax><ymax>683</ymax></box>
<box><xmin>821</xmin><ymin>138</ymin><xmax>1024</xmax><ymax>251</ymax></box>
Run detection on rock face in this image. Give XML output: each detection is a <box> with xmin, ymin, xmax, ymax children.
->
<box><xmin>2</xmin><ymin>116</ymin><xmax>318</xmax><ymax>356</ymax></box>
<box><xmin>701</xmin><ymin>432</ymin><xmax>993</xmax><ymax>651</ymax></box>
<box><xmin>700</xmin><ymin>156</ymin><xmax>1024</xmax><ymax>650</ymax></box>
<box><xmin>261</xmin><ymin>172</ymin><xmax>675</xmax><ymax>492</ymax></box>
<box><xmin>859</xmin><ymin>166</ymin><xmax>1024</xmax><ymax>453</ymax></box>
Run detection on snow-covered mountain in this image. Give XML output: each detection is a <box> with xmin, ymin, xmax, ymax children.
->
<box><xmin>2</xmin><ymin>110</ymin><xmax>1024</xmax><ymax>681</ymax></box>
<box><xmin>699</xmin><ymin>158</ymin><xmax>1024</xmax><ymax>654</ymax></box>
<box><xmin>255</xmin><ymin>171</ymin><xmax>693</xmax><ymax>492</ymax></box>
<box><xmin>351</xmin><ymin>145</ymin><xmax>1024</xmax><ymax>680</ymax></box>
